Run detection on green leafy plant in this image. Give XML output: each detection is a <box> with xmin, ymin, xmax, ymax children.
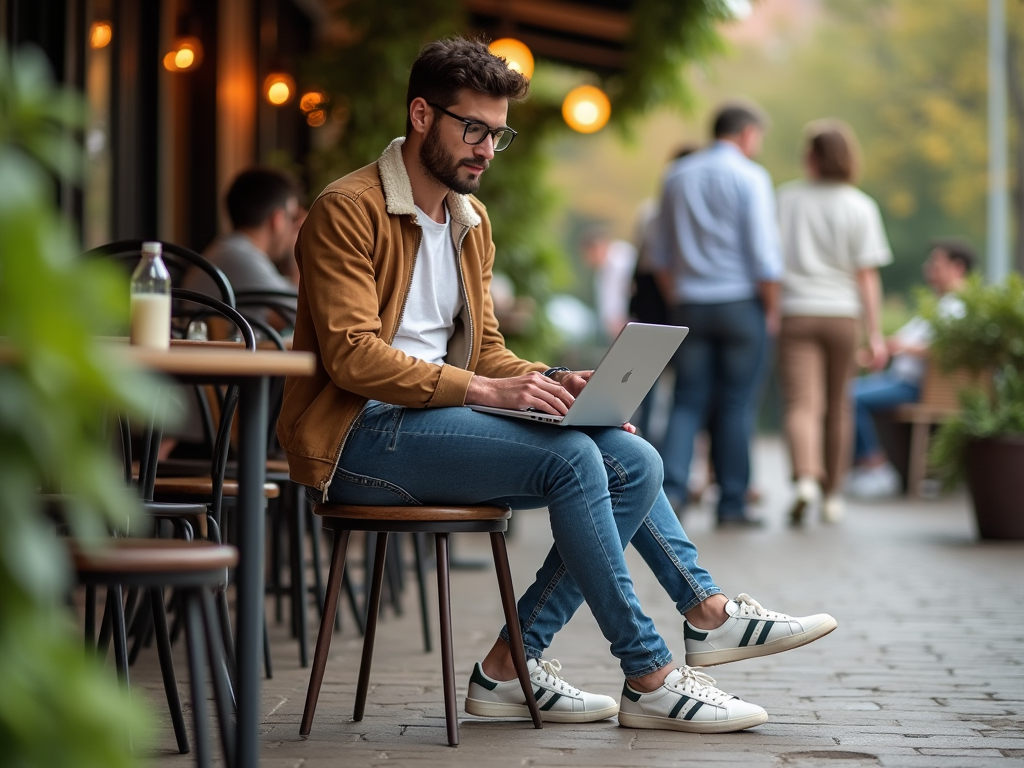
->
<box><xmin>0</xmin><ymin>43</ymin><xmax>159</xmax><ymax>767</ymax></box>
<box><xmin>927</xmin><ymin>274</ymin><xmax>1024</xmax><ymax>489</ymax></box>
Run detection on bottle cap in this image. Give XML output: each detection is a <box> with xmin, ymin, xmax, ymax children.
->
<box><xmin>142</xmin><ymin>241</ymin><xmax>162</xmax><ymax>255</ymax></box>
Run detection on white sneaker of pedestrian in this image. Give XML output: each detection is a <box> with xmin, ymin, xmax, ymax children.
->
<box><xmin>617</xmin><ymin>666</ymin><xmax>767</xmax><ymax>733</ymax></box>
<box><xmin>465</xmin><ymin>658</ymin><xmax>619</xmax><ymax>723</ymax></box>
<box><xmin>822</xmin><ymin>494</ymin><xmax>845</xmax><ymax>523</ymax></box>
<box><xmin>789</xmin><ymin>476</ymin><xmax>821</xmax><ymax>525</ymax></box>
<box><xmin>847</xmin><ymin>463</ymin><xmax>901</xmax><ymax>498</ymax></box>
<box><xmin>684</xmin><ymin>593</ymin><xmax>838</xmax><ymax>667</ymax></box>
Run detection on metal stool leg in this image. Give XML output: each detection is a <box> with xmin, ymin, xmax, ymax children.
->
<box><xmin>300</xmin><ymin>528</ymin><xmax>351</xmax><ymax>735</ymax></box>
<box><xmin>412</xmin><ymin>531</ymin><xmax>432</xmax><ymax>652</ymax></box>
<box><xmin>150</xmin><ymin>586</ymin><xmax>190</xmax><ymax>754</ymax></box>
<box><xmin>490</xmin><ymin>532</ymin><xmax>543</xmax><ymax>729</ymax></box>
<box><xmin>353</xmin><ymin>533</ymin><xmax>389</xmax><ymax>722</ymax></box>
<box><xmin>435</xmin><ymin>533</ymin><xmax>459</xmax><ymax>746</ymax></box>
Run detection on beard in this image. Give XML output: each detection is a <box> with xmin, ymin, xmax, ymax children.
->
<box><xmin>419</xmin><ymin>123</ymin><xmax>487</xmax><ymax>195</ymax></box>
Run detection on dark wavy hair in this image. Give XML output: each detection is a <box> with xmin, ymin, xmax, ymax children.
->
<box><xmin>405</xmin><ymin>36</ymin><xmax>530</xmax><ymax>134</ymax></box>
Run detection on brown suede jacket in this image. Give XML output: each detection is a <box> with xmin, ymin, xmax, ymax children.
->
<box><xmin>277</xmin><ymin>138</ymin><xmax>548</xmax><ymax>498</ymax></box>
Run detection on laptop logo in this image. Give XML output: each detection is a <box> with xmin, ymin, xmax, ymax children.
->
<box><xmin>621</xmin><ymin>369</ymin><xmax>633</xmax><ymax>383</ymax></box>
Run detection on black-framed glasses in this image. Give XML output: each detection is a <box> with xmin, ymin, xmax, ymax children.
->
<box><xmin>427</xmin><ymin>102</ymin><xmax>517</xmax><ymax>151</ymax></box>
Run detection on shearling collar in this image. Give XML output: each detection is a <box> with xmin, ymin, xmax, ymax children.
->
<box><xmin>377</xmin><ymin>137</ymin><xmax>482</xmax><ymax>229</ymax></box>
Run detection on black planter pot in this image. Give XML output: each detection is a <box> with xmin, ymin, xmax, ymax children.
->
<box><xmin>964</xmin><ymin>435</ymin><xmax>1024</xmax><ymax>540</ymax></box>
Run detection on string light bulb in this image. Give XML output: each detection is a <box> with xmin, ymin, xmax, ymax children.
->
<box><xmin>163</xmin><ymin>36</ymin><xmax>203</xmax><ymax>72</ymax></box>
<box><xmin>488</xmin><ymin>38</ymin><xmax>534</xmax><ymax>80</ymax></box>
<box><xmin>562</xmin><ymin>85</ymin><xmax>611</xmax><ymax>134</ymax></box>
<box><xmin>264</xmin><ymin>73</ymin><xmax>296</xmax><ymax>106</ymax></box>
<box><xmin>89</xmin><ymin>22</ymin><xmax>113</xmax><ymax>49</ymax></box>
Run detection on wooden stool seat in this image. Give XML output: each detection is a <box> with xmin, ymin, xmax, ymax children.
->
<box><xmin>72</xmin><ymin>538</ymin><xmax>238</xmax><ymax>576</ymax></box>
<box><xmin>315</xmin><ymin>503</ymin><xmax>511</xmax><ymax>524</ymax></box>
<box><xmin>71</xmin><ymin>538</ymin><xmax>238</xmax><ymax>767</ymax></box>
<box><xmin>301</xmin><ymin>503</ymin><xmax>541</xmax><ymax>746</ymax></box>
<box><xmin>151</xmin><ymin>476</ymin><xmax>280</xmax><ymax>499</ymax></box>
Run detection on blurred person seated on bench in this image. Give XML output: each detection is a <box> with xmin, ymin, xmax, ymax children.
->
<box><xmin>847</xmin><ymin>239</ymin><xmax>975</xmax><ymax>497</ymax></box>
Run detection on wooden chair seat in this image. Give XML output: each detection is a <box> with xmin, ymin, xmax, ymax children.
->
<box><xmin>70</xmin><ymin>537</ymin><xmax>238</xmax><ymax>766</ymax></box>
<box><xmin>150</xmin><ymin>475</ymin><xmax>280</xmax><ymax>499</ymax></box>
<box><xmin>316</xmin><ymin>503</ymin><xmax>511</xmax><ymax>524</ymax></box>
<box><xmin>71</xmin><ymin>538</ymin><xmax>238</xmax><ymax>576</ymax></box>
<box><xmin>301</xmin><ymin>503</ymin><xmax>541</xmax><ymax>746</ymax></box>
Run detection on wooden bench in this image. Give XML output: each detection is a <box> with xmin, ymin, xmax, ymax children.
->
<box><xmin>890</xmin><ymin>362</ymin><xmax>985</xmax><ymax>497</ymax></box>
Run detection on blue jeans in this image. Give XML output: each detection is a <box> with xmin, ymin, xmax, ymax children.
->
<box><xmin>661</xmin><ymin>299</ymin><xmax>767</xmax><ymax>519</ymax></box>
<box><xmin>326</xmin><ymin>402</ymin><xmax>720</xmax><ymax>678</ymax></box>
<box><xmin>851</xmin><ymin>372</ymin><xmax>920</xmax><ymax>462</ymax></box>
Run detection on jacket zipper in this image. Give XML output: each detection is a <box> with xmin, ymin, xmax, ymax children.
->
<box><xmin>455</xmin><ymin>223</ymin><xmax>473</xmax><ymax>368</ymax></box>
<box><xmin>318</xmin><ymin>223</ymin><xmax>423</xmax><ymax>502</ymax></box>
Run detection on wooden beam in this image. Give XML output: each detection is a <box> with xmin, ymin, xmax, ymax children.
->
<box><xmin>514</xmin><ymin>30</ymin><xmax>626</xmax><ymax>70</ymax></box>
<box><xmin>463</xmin><ymin>0</ymin><xmax>630</xmax><ymax>43</ymax></box>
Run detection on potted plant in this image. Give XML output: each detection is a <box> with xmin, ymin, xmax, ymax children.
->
<box><xmin>927</xmin><ymin>273</ymin><xmax>1024</xmax><ymax>539</ymax></box>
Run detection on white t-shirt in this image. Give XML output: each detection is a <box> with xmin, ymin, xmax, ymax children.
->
<box><xmin>777</xmin><ymin>180</ymin><xmax>892</xmax><ymax>318</ymax></box>
<box><xmin>889</xmin><ymin>293</ymin><xmax>966</xmax><ymax>383</ymax></box>
<box><xmin>390</xmin><ymin>205</ymin><xmax>464</xmax><ymax>366</ymax></box>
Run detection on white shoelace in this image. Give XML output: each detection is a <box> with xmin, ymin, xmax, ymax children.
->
<box><xmin>668</xmin><ymin>666</ymin><xmax>728</xmax><ymax>705</ymax></box>
<box><xmin>735</xmin><ymin>593</ymin><xmax>765</xmax><ymax>616</ymax></box>
<box><xmin>533</xmin><ymin>659</ymin><xmax>581</xmax><ymax>695</ymax></box>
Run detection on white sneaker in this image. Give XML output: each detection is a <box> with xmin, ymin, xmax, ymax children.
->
<box><xmin>846</xmin><ymin>463</ymin><xmax>901</xmax><ymax>498</ymax></box>
<box><xmin>789</xmin><ymin>476</ymin><xmax>820</xmax><ymax>525</ymax></box>
<box><xmin>822</xmin><ymin>495</ymin><xmax>845</xmax><ymax>523</ymax></box>
<box><xmin>684</xmin><ymin>594</ymin><xmax>838</xmax><ymax>667</ymax></box>
<box><xmin>465</xmin><ymin>658</ymin><xmax>619</xmax><ymax>723</ymax></box>
<box><xmin>618</xmin><ymin>666</ymin><xmax>767</xmax><ymax>733</ymax></box>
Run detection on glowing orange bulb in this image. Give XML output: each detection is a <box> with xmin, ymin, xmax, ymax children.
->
<box><xmin>163</xmin><ymin>37</ymin><xmax>203</xmax><ymax>72</ymax></box>
<box><xmin>174</xmin><ymin>48</ymin><xmax>194</xmax><ymax>69</ymax></box>
<box><xmin>488</xmin><ymin>38</ymin><xmax>534</xmax><ymax>80</ymax></box>
<box><xmin>306</xmin><ymin>109</ymin><xmax>327</xmax><ymax>127</ymax></box>
<box><xmin>300</xmin><ymin>91</ymin><xmax>327</xmax><ymax>113</ymax></box>
<box><xmin>90</xmin><ymin>22</ymin><xmax>112</xmax><ymax>49</ymax></box>
<box><xmin>562</xmin><ymin>85</ymin><xmax>611</xmax><ymax>134</ymax></box>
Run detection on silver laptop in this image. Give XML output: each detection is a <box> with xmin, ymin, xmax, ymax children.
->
<box><xmin>468</xmin><ymin>322</ymin><xmax>688</xmax><ymax>427</ymax></box>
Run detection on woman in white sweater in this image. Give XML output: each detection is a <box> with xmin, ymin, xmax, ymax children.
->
<box><xmin>776</xmin><ymin>120</ymin><xmax>891</xmax><ymax>524</ymax></box>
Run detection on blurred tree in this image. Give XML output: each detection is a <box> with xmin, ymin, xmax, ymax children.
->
<box><xmin>814</xmin><ymin>0</ymin><xmax>1023</xmax><ymax>284</ymax></box>
<box><xmin>299</xmin><ymin>0</ymin><xmax>733</xmax><ymax>359</ymax></box>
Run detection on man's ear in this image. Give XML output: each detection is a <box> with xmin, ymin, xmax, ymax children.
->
<box><xmin>408</xmin><ymin>97</ymin><xmax>432</xmax><ymax>137</ymax></box>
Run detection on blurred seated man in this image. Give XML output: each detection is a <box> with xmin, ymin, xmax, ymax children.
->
<box><xmin>183</xmin><ymin>166</ymin><xmax>302</xmax><ymax>328</ymax></box>
<box><xmin>847</xmin><ymin>239</ymin><xmax>975</xmax><ymax>497</ymax></box>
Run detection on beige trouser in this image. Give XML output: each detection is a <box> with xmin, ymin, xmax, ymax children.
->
<box><xmin>778</xmin><ymin>316</ymin><xmax>858</xmax><ymax>495</ymax></box>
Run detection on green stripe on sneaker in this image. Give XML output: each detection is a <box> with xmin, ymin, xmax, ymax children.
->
<box><xmin>622</xmin><ymin>683</ymin><xmax>642</xmax><ymax>703</ymax></box>
<box><xmin>534</xmin><ymin>687</ymin><xmax>544</xmax><ymax>700</ymax></box>
<box><xmin>754</xmin><ymin>620</ymin><xmax>775</xmax><ymax>645</ymax></box>
<box><xmin>540</xmin><ymin>693</ymin><xmax>562</xmax><ymax>711</ymax></box>
<box><xmin>683</xmin><ymin>701</ymin><xmax>705</xmax><ymax>720</ymax></box>
<box><xmin>668</xmin><ymin>695</ymin><xmax>690</xmax><ymax>719</ymax></box>
<box><xmin>739</xmin><ymin>619</ymin><xmax>759</xmax><ymax>647</ymax></box>
<box><xmin>470</xmin><ymin>663</ymin><xmax>498</xmax><ymax>691</ymax></box>
<box><xmin>684</xmin><ymin>623</ymin><xmax>709</xmax><ymax>641</ymax></box>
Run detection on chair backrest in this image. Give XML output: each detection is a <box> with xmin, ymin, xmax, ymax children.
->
<box><xmin>919</xmin><ymin>359</ymin><xmax>991</xmax><ymax>410</ymax></box>
<box><xmin>235</xmin><ymin>289</ymin><xmax>298</xmax><ymax>333</ymax></box>
<box><xmin>83</xmin><ymin>239</ymin><xmax>236</xmax><ymax>307</ymax></box>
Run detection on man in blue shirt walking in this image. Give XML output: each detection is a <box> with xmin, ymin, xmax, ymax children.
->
<box><xmin>652</xmin><ymin>103</ymin><xmax>782</xmax><ymax>526</ymax></box>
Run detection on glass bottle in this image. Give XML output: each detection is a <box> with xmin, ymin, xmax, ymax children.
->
<box><xmin>129</xmin><ymin>241</ymin><xmax>172</xmax><ymax>349</ymax></box>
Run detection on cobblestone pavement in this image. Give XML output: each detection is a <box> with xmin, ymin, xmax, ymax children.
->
<box><xmin>138</xmin><ymin>437</ymin><xmax>1024</xmax><ymax>767</ymax></box>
